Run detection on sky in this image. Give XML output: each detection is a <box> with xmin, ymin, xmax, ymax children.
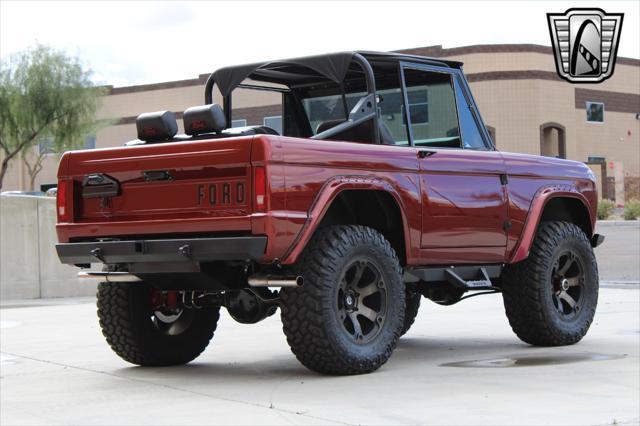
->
<box><xmin>1</xmin><ymin>0</ymin><xmax>639</xmax><ymax>88</ymax></box>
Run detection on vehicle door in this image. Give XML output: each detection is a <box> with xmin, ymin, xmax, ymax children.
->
<box><xmin>400</xmin><ymin>63</ymin><xmax>508</xmax><ymax>263</ymax></box>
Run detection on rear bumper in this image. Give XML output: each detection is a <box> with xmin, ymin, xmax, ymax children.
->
<box><xmin>56</xmin><ymin>236</ymin><xmax>267</xmax><ymax>265</ymax></box>
<box><xmin>56</xmin><ymin>216</ymin><xmax>252</xmax><ymax>243</ymax></box>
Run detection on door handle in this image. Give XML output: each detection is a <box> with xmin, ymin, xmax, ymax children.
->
<box><xmin>417</xmin><ymin>150</ymin><xmax>437</xmax><ymax>159</ymax></box>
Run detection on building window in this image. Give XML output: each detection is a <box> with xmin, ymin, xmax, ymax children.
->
<box><xmin>84</xmin><ymin>136</ymin><xmax>96</xmax><ymax>150</ymax></box>
<box><xmin>587</xmin><ymin>156</ymin><xmax>606</xmax><ymax>163</ymax></box>
<box><xmin>38</xmin><ymin>138</ymin><xmax>56</xmax><ymax>155</ymax></box>
<box><xmin>38</xmin><ymin>136</ymin><xmax>96</xmax><ymax>154</ymax></box>
<box><xmin>586</xmin><ymin>102</ymin><xmax>604</xmax><ymax>123</ymax></box>
<box><xmin>232</xmin><ymin>119</ymin><xmax>247</xmax><ymax>128</ymax></box>
<box><xmin>263</xmin><ymin>116</ymin><xmax>282</xmax><ymax>134</ymax></box>
<box><xmin>402</xmin><ymin>88</ymin><xmax>429</xmax><ymax>125</ymax></box>
<box><xmin>486</xmin><ymin>126</ymin><xmax>496</xmax><ymax>146</ymax></box>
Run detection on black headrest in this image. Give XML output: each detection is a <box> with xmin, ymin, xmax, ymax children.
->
<box><xmin>183</xmin><ymin>104</ymin><xmax>226</xmax><ymax>135</ymax></box>
<box><xmin>136</xmin><ymin>111</ymin><xmax>178</xmax><ymax>141</ymax></box>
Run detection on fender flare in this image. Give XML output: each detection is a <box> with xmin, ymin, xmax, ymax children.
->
<box><xmin>280</xmin><ymin>175</ymin><xmax>412</xmax><ymax>265</ymax></box>
<box><xmin>509</xmin><ymin>184</ymin><xmax>594</xmax><ymax>264</ymax></box>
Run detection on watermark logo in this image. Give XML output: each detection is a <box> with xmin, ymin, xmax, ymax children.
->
<box><xmin>547</xmin><ymin>8</ymin><xmax>623</xmax><ymax>83</ymax></box>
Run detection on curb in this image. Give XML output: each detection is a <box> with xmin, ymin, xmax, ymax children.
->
<box><xmin>595</xmin><ymin>220</ymin><xmax>640</xmax><ymax>227</ymax></box>
<box><xmin>601</xmin><ymin>281</ymin><xmax>640</xmax><ymax>289</ymax></box>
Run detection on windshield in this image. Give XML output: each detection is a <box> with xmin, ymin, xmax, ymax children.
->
<box><xmin>301</xmin><ymin>88</ymin><xmax>410</xmax><ymax>146</ymax></box>
<box><xmin>302</xmin><ymin>92</ymin><xmax>363</xmax><ymax>135</ymax></box>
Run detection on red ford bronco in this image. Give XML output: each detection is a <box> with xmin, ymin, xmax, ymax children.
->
<box><xmin>56</xmin><ymin>52</ymin><xmax>603</xmax><ymax>375</ymax></box>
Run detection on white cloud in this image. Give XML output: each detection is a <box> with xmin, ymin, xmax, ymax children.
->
<box><xmin>1</xmin><ymin>1</ymin><xmax>638</xmax><ymax>87</ymax></box>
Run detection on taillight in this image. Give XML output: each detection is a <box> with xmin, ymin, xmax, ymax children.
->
<box><xmin>254</xmin><ymin>166</ymin><xmax>267</xmax><ymax>212</ymax></box>
<box><xmin>56</xmin><ymin>180</ymin><xmax>70</xmax><ymax>222</ymax></box>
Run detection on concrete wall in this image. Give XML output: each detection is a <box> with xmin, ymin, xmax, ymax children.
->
<box><xmin>0</xmin><ymin>195</ymin><xmax>96</xmax><ymax>300</ymax></box>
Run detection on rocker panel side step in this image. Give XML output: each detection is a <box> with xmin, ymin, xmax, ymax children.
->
<box><xmin>404</xmin><ymin>265</ymin><xmax>502</xmax><ymax>290</ymax></box>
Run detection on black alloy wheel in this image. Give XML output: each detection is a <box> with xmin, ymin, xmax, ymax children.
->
<box><xmin>151</xmin><ymin>304</ymin><xmax>196</xmax><ymax>336</ymax></box>
<box><xmin>337</xmin><ymin>259</ymin><xmax>388</xmax><ymax>344</ymax></box>
<box><xmin>550</xmin><ymin>249</ymin><xmax>585</xmax><ymax>319</ymax></box>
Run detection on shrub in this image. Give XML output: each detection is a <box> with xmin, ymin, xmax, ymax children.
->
<box><xmin>623</xmin><ymin>199</ymin><xmax>640</xmax><ymax>221</ymax></box>
<box><xmin>625</xmin><ymin>178</ymin><xmax>640</xmax><ymax>201</ymax></box>
<box><xmin>597</xmin><ymin>199</ymin><xmax>615</xmax><ymax>220</ymax></box>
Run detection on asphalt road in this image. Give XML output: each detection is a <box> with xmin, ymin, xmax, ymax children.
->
<box><xmin>1</xmin><ymin>223</ymin><xmax>638</xmax><ymax>425</ymax></box>
<box><xmin>595</xmin><ymin>223</ymin><xmax>640</xmax><ymax>283</ymax></box>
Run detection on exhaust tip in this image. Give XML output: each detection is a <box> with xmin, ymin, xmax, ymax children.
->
<box><xmin>78</xmin><ymin>271</ymin><xmax>141</xmax><ymax>283</ymax></box>
<box><xmin>247</xmin><ymin>275</ymin><xmax>304</xmax><ymax>287</ymax></box>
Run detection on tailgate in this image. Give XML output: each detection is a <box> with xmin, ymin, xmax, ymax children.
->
<box><xmin>57</xmin><ymin>137</ymin><xmax>254</xmax><ymax>240</ymax></box>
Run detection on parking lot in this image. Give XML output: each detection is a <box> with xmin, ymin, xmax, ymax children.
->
<box><xmin>1</xmin><ymin>223</ymin><xmax>638</xmax><ymax>425</ymax></box>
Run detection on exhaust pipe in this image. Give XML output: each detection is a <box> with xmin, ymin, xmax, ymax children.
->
<box><xmin>78</xmin><ymin>271</ymin><xmax>142</xmax><ymax>283</ymax></box>
<box><xmin>248</xmin><ymin>275</ymin><xmax>303</xmax><ymax>287</ymax></box>
<box><xmin>80</xmin><ymin>271</ymin><xmax>302</xmax><ymax>287</ymax></box>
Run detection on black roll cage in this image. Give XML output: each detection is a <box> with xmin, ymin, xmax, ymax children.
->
<box><xmin>204</xmin><ymin>53</ymin><xmax>381</xmax><ymax>143</ymax></box>
<box><xmin>202</xmin><ymin>51</ymin><xmax>493</xmax><ymax>148</ymax></box>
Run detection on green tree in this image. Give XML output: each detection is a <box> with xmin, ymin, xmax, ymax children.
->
<box><xmin>0</xmin><ymin>45</ymin><xmax>103</xmax><ymax>190</ymax></box>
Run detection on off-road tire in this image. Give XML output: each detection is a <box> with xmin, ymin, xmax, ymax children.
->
<box><xmin>97</xmin><ymin>282</ymin><xmax>220</xmax><ymax>366</ymax></box>
<box><xmin>401</xmin><ymin>290</ymin><xmax>421</xmax><ymax>336</ymax></box>
<box><xmin>280</xmin><ymin>225</ymin><xmax>405</xmax><ymax>375</ymax></box>
<box><xmin>502</xmin><ymin>221</ymin><xmax>598</xmax><ymax>346</ymax></box>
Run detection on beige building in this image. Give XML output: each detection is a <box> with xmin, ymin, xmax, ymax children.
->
<box><xmin>3</xmin><ymin>44</ymin><xmax>639</xmax><ymax>199</ymax></box>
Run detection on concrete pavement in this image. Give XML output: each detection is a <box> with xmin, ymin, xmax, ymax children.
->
<box><xmin>1</xmin><ymin>286</ymin><xmax>639</xmax><ymax>425</ymax></box>
<box><xmin>1</xmin><ymin>222</ymin><xmax>638</xmax><ymax>425</ymax></box>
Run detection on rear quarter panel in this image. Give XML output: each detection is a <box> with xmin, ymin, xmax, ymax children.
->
<box><xmin>255</xmin><ymin>135</ymin><xmax>422</xmax><ymax>264</ymax></box>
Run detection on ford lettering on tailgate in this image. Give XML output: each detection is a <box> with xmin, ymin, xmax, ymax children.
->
<box><xmin>197</xmin><ymin>181</ymin><xmax>246</xmax><ymax>206</ymax></box>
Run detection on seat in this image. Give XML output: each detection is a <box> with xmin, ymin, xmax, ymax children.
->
<box><xmin>136</xmin><ymin>111</ymin><xmax>178</xmax><ymax>142</ymax></box>
<box><xmin>127</xmin><ymin>105</ymin><xmax>280</xmax><ymax>146</ymax></box>
<box><xmin>378</xmin><ymin>121</ymin><xmax>395</xmax><ymax>145</ymax></box>
<box><xmin>316</xmin><ymin>119</ymin><xmax>346</xmax><ymax>134</ymax></box>
<box><xmin>221</xmin><ymin>126</ymin><xmax>279</xmax><ymax>136</ymax></box>
<box><xmin>183</xmin><ymin>104</ymin><xmax>226</xmax><ymax>136</ymax></box>
<box><xmin>184</xmin><ymin>105</ymin><xmax>279</xmax><ymax>138</ymax></box>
